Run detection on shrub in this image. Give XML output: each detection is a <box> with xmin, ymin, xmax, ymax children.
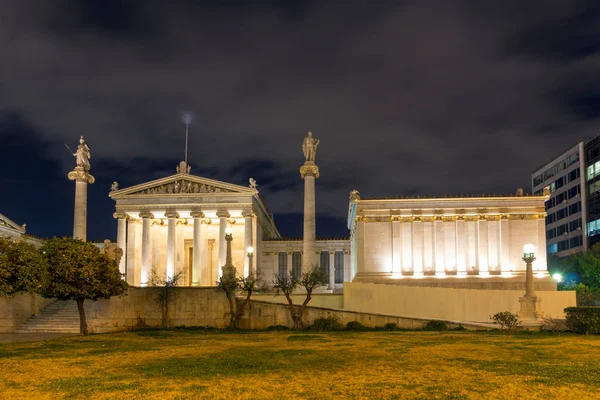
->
<box><xmin>564</xmin><ymin>307</ymin><xmax>600</xmax><ymax>334</ymax></box>
<box><xmin>490</xmin><ymin>311</ymin><xmax>521</xmax><ymax>331</ymax></box>
<box><xmin>267</xmin><ymin>325</ymin><xmax>290</xmax><ymax>331</ymax></box>
<box><xmin>450</xmin><ymin>324</ymin><xmax>467</xmax><ymax>331</ymax></box>
<box><xmin>384</xmin><ymin>322</ymin><xmax>399</xmax><ymax>331</ymax></box>
<box><xmin>424</xmin><ymin>320</ymin><xmax>448</xmax><ymax>331</ymax></box>
<box><xmin>310</xmin><ymin>317</ymin><xmax>343</xmax><ymax>331</ymax></box>
<box><xmin>345</xmin><ymin>321</ymin><xmax>368</xmax><ymax>331</ymax></box>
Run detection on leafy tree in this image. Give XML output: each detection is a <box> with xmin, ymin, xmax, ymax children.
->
<box><xmin>40</xmin><ymin>237</ymin><xmax>128</xmax><ymax>335</ymax></box>
<box><xmin>217</xmin><ymin>272</ymin><xmax>259</xmax><ymax>328</ymax></box>
<box><xmin>0</xmin><ymin>238</ymin><xmax>47</xmax><ymax>297</ymax></box>
<box><xmin>573</xmin><ymin>245</ymin><xmax>600</xmax><ymax>290</ymax></box>
<box><xmin>273</xmin><ymin>266</ymin><xmax>327</xmax><ymax>329</ymax></box>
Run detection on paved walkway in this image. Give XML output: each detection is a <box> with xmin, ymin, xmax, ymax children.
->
<box><xmin>0</xmin><ymin>333</ymin><xmax>77</xmax><ymax>344</ymax></box>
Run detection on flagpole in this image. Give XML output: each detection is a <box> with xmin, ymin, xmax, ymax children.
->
<box><xmin>185</xmin><ymin>121</ymin><xmax>189</xmax><ymax>166</ymax></box>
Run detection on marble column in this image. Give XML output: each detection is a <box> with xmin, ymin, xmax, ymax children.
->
<box><xmin>139</xmin><ymin>212</ymin><xmax>154</xmax><ymax>286</ymax></box>
<box><xmin>412</xmin><ymin>219</ymin><xmax>423</xmax><ymax>275</ymax></box>
<box><xmin>165</xmin><ymin>211</ymin><xmax>179</xmax><ymax>281</ymax></box>
<box><xmin>243</xmin><ymin>211</ymin><xmax>254</xmax><ymax>277</ymax></box>
<box><xmin>343</xmin><ymin>250</ymin><xmax>351</xmax><ymax>282</ymax></box>
<box><xmin>114</xmin><ymin>213</ymin><xmax>128</xmax><ymax>276</ymax></box>
<box><xmin>474</xmin><ymin>217</ymin><xmax>480</xmax><ymax>274</ymax></box>
<box><xmin>217</xmin><ymin>211</ymin><xmax>229</xmax><ymax>270</ymax></box>
<box><xmin>191</xmin><ymin>211</ymin><xmax>204</xmax><ymax>286</ymax></box>
<box><xmin>67</xmin><ymin>167</ymin><xmax>95</xmax><ymax>241</ymax></box>
<box><xmin>329</xmin><ymin>251</ymin><xmax>335</xmax><ymax>290</ymax></box>
<box><xmin>300</xmin><ymin>161</ymin><xmax>319</xmax><ymax>273</ymax></box>
<box><xmin>392</xmin><ymin>218</ymin><xmax>401</xmax><ymax>274</ymax></box>
<box><xmin>497</xmin><ymin>216</ymin><xmax>503</xmax><ymax>272</ymax></box>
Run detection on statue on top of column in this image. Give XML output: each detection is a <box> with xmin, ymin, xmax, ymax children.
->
<box><xmin>302</xmin><ymin>131</ymin><xmax>319</xmax><ymax>162</ymax></box>
<box><xmin>74</xmin><ymin>136</ymin><xmax>91</xmax><ymax>171</ymax></box>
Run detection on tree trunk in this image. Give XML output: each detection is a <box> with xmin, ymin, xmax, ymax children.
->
<box><xmin>227</xmin><ymin>291</ymin><xmax>237</xmax><ymax>328</ymax></box>
<box><xmin>234</xmin><ymin>290</ymin><xmax>253</xmax><ymax>329</ymax></box>
<box><xmin>76</xmin><ymin>299</ymin><xmax>88</xmax><ymax>335</ymax></box>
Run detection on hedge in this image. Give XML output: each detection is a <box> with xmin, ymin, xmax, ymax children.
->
<box><xmin>564</xmin><ymin>307</ymin><xmax>600</xmax><ymax>334</ymax></box>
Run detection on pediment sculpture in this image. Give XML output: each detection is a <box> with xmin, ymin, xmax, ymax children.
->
<box><xmin>133</xmin><ymin>179</ymin><xmax>234</xmax><ymax>195</ymax></box>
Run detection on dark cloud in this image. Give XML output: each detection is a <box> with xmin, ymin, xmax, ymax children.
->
<box><xmin>1</xmin><ymin>1</ymin><xmax>600</xmax><ymax>239</ymax></box>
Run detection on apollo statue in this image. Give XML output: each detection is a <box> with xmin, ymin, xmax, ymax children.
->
<box><xmin>74</xmin><ymin>136</ymin><xmax>91</xmax><ymax>171</ymax></box>
<box><xmin>302</xmin><ymin>131</ymin><xmax>319</xmax><ymax>162</ymax></box>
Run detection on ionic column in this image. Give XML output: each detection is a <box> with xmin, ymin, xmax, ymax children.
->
<box><xmin>217</xmin><ymin>211</ymin><xmax>230</xmax><ymax>270</ymax></box>
<box><xmin>243</xmin><ymin>211</ymin><xmax>254</xmax><ymax>277</ymax></box>
<box><xmin>343</xmin><ymin>250</ymin><xmax>351</xmax><ymax>282</ymax></box>
<box><xmin>139</xmin><ymin>212</ymin><xmax>154</xmax><ymax>286</ymax></box>
<box><xmin>329</xmin><ymin>251</ymin><xmax>335</xmax><ymax>290</ymax></box>
<box><xmin>435</xmin><ymin>218</ymin><xmax>445</xmax><ymax>275</ymax></box>
<box><xmin>392</xmin><ymin>218</ymin><xmax>401</xmax><ymax>274</ymax></box>
<box><xmin>475</xmin><ymin>216</ymin><xmax>480</xmax><ymax>273</ymax></box>
<box><xmin>431</xmin><ymin>218</ymin><xmax>437</xmax><ymax>274</ymax></box>
<box><xmin>300</xmin><ymin>161</ymin><xmax>319</xmax><ymax>274</ymax></box>
<box><xmin>113</xmin><ymin>213</ymin><xmax>128</xmax><ymax>276</ymax></box>
<box><xmin>413</xmin><ymin>218</ymin><xmax>423</xmax><ymax>275</ymax></box>
<box><xmin>497</xmin><ymin>216</ymin><xmax>502</xmax><ymax>272</ymax></box>
<box><xmin>454</xmin><ymin>218</ymin><xmax>459</xmax><ymax>272</ymax></box>
<box><xmin>165</xmin><ymin>211</ymin><xmax>179</xmax><ymax>281</ymax></box>
<box><xmin>67</xmin><ymin>167</ymin><xmax>95</xmax><ymax>241</ymax></box>
<box><xmin>191</xmin><ymin>211</ymin><xmax>204</xmax><ymax>286</ymax></box>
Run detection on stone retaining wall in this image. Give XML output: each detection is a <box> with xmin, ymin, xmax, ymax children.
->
<box><xmin>84</xmin><ymin>286</ymin><xmax>230</xmax><ymax>333</ymax></box>
<box><xmin>238</xmin><ymin>300</ymin><xmax>489</xmax><ymax>330</ymax></box>
<box><xmin>0</xmin><ymin>293</ymin><xmax>55</xmax><ymax>333</ymax></box>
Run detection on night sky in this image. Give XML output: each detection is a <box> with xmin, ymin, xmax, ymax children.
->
<box><xmin>2</xmin><ymin>1</ymin><xmax>600</xmax><ymax>241</ymax></box>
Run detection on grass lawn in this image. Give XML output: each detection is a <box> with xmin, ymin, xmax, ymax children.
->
<box><xmin>0</xmin><ymin>330</ymin><xmax>599</xmax><ymax>399</ymax></box>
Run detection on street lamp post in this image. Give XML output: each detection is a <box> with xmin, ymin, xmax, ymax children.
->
<box><xmin>519</xmin><ymin>244</ymin><xmax>542</xmax><ymax>321</ymax></box>
<box><xmin>247</xmin><ymin>246</ymin><xmax>254</xmax><ymax>276</ymax></box>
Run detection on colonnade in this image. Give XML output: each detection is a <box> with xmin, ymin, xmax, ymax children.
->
<box><xmin>113</xmin><ymin>209</ymin><xmax>254</xmax><ymax>286</ymax></box>
<box><xmin>355</xmin><ymin>214</ymin><xmax>544</xmax><ymax>276</ymax></box>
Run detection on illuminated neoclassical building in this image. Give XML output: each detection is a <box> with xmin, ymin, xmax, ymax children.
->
<box><xmin>109</xmin><ymin>164</ymin><xmax>280</xmax><ymax>287</ymax></box>
<box><xmin>109</xmin><ymin>132</ymin><xmax>552</xmax><ymax>291</ymax></box>
<box><xmin>347</xmin><ymin>191</ymin><xmax>554</xmax><ymax>289</ymax></box>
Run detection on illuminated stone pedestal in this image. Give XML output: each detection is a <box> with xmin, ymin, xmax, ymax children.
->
<box><xmin>519</xmin><ymin>295</ymin><xmax>542</xmax><ymax>320</ymax></box>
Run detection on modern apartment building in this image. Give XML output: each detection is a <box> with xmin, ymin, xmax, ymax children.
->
<box><xmin>532</xmin><ymin>142</ymin><xmax>586</xmax><ymax>257</ymax></box>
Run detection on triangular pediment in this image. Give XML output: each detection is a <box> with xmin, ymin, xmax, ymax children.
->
<box><xmin>109</xmin><ymin>173</ymin><xmax>256</xmax><ymax>198</ymax></box>
<box><xmin>0</xmin><ymin>213</ymin><xmax>26</xmax><ymax>234</ymax></box>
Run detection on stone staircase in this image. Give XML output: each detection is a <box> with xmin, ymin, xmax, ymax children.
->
<box><xmin>15</xmin><ymin>300</ymin><xmax>81</xmax><ymax>333</ymax></box>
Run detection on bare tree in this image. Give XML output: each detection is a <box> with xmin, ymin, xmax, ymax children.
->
<box><xmin>150</xmin><ymin>271</ymin><xmax>182</xmax><ymax>328</ymax></box>
<box><xmin>273</xmin><ymin>266</ymin><xmax>326</xmax><ymax>329</ymax></box>
<box><xmin>218</xmin><ymin>273</ymin><xmax>259</xmax><ymax>328</ymax></box>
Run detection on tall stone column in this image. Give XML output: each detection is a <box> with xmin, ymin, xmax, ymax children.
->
<box><xmin>243</xmin><ymin>211</ymin><xmax>254</xmax><ymax>277</ymax></box>
<box><xmin>191</xmin><ymin>211</ymin><xmax>204</xmax><ymax>286</ymax></box>
<box><xmin>114</xmin><ymin>213</ymin><xmax>128</xmax><ymax>276</ymax></box>
<box><xmin>139</xmin><ymin>212</ymin><xmax>154</xmax><ymax>286</ymax></box>
<box><xmin>67</xmin><ymin>169</ymin><xmax>95</xmax><ymax>241</ymax></box>
<box><xmin>68</xmin><ymin>136</ymin><xmax>94</xmax><ymax>241</ymax></box>
<box><xmin>474</xmin><ymin>216</ymin><xmax>480</xmax><ymax>274</ymax></box>
<box><xmin>217</xmin><ymin>211</ymin><xmax>230</xmax><ymax>270</ymax></box>
<box><xmin>300</xmin><ymin>163</ymin><xmax>319</xmax><ymax>273</ymax></box>
<box><xmin>165</xmin><ymin>211</ymin><xmax>179</xmax><ymax>281</ymax></box>
<box><xmin>329</xmin><ymin>251</ymin><xmax>335</xmax><ymax>290</ymax></box>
